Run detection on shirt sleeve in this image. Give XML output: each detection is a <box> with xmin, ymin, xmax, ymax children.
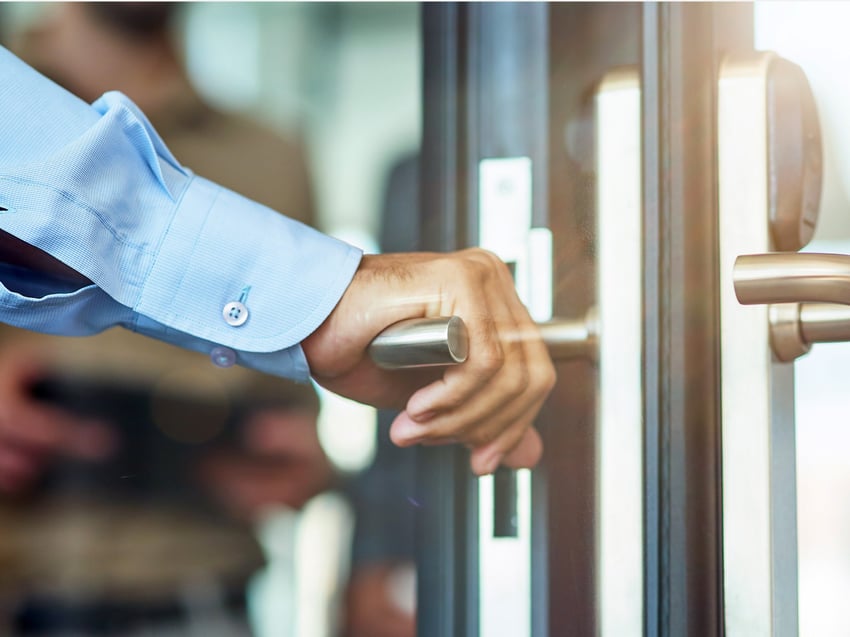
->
<box><xmin>0</xmin><ymin>46</ymin><xmax>362</xmax><ymax>382</ymax></box>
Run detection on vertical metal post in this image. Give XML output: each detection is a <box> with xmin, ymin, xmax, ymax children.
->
<box><xmin>418</xmin><ymin>3</ymin><xmax>549</xmax><ymax>636</ymax></box>
<box><xmin>417</xmin><ymin>6</ymin><xmax>478</xmax><ymax>637</ymax></box>
<box><xmin>467</xmin><ymin>6</ymin><xmax>549</xmax><ymax>637</ymax></box>
<box><xmin>641</xmin><ymin>4</ymin><xmax>753</xmax><ymax>636</ymax></box>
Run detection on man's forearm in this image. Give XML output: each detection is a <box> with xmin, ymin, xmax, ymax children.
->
<box><xmin>0</xmin><ymin>230</ymin><xmax>92</xmax><ymax>286</ymax></box>
<box><xmin>0</xmin><ymin>45</ymin><xmax>361</xmax><ymax>382</ymax></box>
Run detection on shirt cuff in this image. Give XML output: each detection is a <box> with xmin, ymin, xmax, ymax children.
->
<box><xmin>135</xmin><ymin>174</ymin><xmax>363</xmax><ymax>354</ymax></box>
<box><xmin>0</xmin><ymin>263</ymin><xmax>320</xmax><ymax>383</ymax></box>
<box><xmin>0</xmin><ymin>83</ymin><xmax>362</xmax><ymax>379</ymax></box>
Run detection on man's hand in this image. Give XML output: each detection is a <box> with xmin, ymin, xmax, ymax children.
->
<box><xmin>0</xmin><ymin>346</ymin><xmax>114</xmax><ymax>494</ymax></box>
<box><xmin>302</xmin><ymin>249</ymin><xmax>556</xmax><ymax>475</ymax></box>
<box><xmin>198</xmin><ymin>408</ymin><xmax>334</xmax><ymax>520</ymax></box>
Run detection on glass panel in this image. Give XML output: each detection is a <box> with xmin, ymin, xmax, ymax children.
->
<box><xmin>546</xmin><ymin>5</ymin><xmax>644</xmax><ymax>635</ymax></box>
<box><xmin>756</xmin><ymin>3</ymin><xmax>850</xmax><ymax>635</ymax></box>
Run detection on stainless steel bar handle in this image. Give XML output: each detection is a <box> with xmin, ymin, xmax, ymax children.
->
<box><xmin>368</xmin><ymin>311</ymin><xmax>598</xmax><ymax>369</ymax></box>
<box><xmin>368</xmin><ymin>317</ymin><xmax>469</xmax><ymax>370</ymax></box>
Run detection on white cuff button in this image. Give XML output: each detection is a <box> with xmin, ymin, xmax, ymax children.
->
<box><xmin>223</xmin><ymin>301</ymin><xmax>249</xmax><ymax>326</ymax></box>
<box><xmin>210</xmin><ymin>346</ymin><xmax>237</xmax><ymax>368</ymax></box>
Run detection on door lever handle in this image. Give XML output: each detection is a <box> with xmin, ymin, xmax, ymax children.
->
<box><xmin>368</xmin><ymin>308</ymin><xmax>598</xmax><ymax>370</ymax></box>
<box><xmin>734</xmin><ymin>252</ymin><xmax>850</xmax><ymax>305</ymax></box>
<box><xmin>734</xmin><ymin>252</ymin><xmax>850</xmax><ymax>360</ymax></box>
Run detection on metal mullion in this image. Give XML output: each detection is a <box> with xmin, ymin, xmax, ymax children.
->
<box><xmin>467</xmin><ymin>6</ymin><xmax>550</xmax><ymax>637</ymax></box>
<box><xmin>641</xmin><ymin>3</ymin><xmax>752</xmax><ymax>635</ymax></box>
<box><xmin>418</xmin><ymin>5</ymin><xmax>478</xmax><ymax>637</ymax></box>
<box><xmin>641</xmin><ymin>6</ymin><xmax>663</xmax><ymax>635</ymax></box>
<box><xmin>420</xmin><ymin>4</ymin><xmax>553</xmax><ymax>636</ymax></box>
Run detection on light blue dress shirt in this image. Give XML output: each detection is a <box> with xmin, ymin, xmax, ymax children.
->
<box><xmin>0</xmin><ymin>46</ymin><xmax>363</xmax><ymax>381</ymax></box>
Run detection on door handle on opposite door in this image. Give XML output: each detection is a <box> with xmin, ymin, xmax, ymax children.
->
<box><xmin>734</xmin><ymin>252</ymin><xmax>850</xmax><ymax>361</ymax></box>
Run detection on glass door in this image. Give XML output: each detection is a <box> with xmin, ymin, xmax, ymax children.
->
<box><xmin>416</xmin><ymin>3</ymin><xmax>850</xmax><ymax>636</ymax></box>
<box><xmin>743</xmin><ymin>5</ymin><xmax>850</xmax><ymax>636</ymax></box>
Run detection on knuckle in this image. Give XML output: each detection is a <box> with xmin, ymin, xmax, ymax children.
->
<box><xmin>525</xmin><ymin>356</ymin><xmax>556</xmax><ymax>398</ymax></box>
<box><xmin>463</xmin><ymin>423</ymin><xmax>499</xmax><ymax>447</ymax></box>
<box><xmin>493</xmin><ymin>346</ymin><xmax>530</xmax><ymax>395</ymax></box>
<box><xmin>436</xmin><ymin>390</ymin><xmax>465</xmax><ymax>414</ymax></box>
<box><xmin>462</xmin><ymin>246</ymin><xmax>492</xmax><ymax>261</ymax></box>
<box><xmin>537</xmin><ymin>361</ymin><xmax>557</xmax><ymax>395</ymax></box>
<box><xmin>476</xmin><ymin>343</ymin><xmax>504</xmax><ymax>374</ymax></box>
<box><xmin>475</xmin><ymin>247</ymin><xmax>500</xmax><ymax>265</ymax></box>
<box><xmin>463</xmin><ymin>428</ymin><xmax>493</xmax><ymax>448</ymax></box>
<box><xmin>474</xmin><ymin>248</ymin><xmax>511</xmax><ymax>276</ymax></box>
<box><xmin>494</xmin><ymin>424</ymin><xmax>527</xmax><ymax>455</ymax></box>
<box><xmin>430</xmin><ymin>423</ymin><xmax>466</xmax><ymax>445</ymax></box>
<box><xmin>460</xmin><ymin>249</ymin><xmax>502</xmax><ymax>279</ymax></box>
<box><xmin>511</xmin><ymin>361</ymin><xmax>531</xmax><ymax>395</ymax></box>
<box><xmin>499</xmin><ymin>367</ymin><xmax>528</xmax><ymax>404</ymax></box>
<box><xmin>462</xmin><ymin>258</ymin><xmax>491</xmax><ymax>285</ymax></box>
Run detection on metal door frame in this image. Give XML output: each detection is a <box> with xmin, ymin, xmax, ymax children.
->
<box><xmin>418</xmin><ymin>3</ymin><xmax>756</xmax><ymax>636</ymax></box>
<box><xmin>641</xmin><ymin>4</ymin><xmax>753</xmax><ymax>636</ymax></box>
<box><xmin>417</xmin><ymin>4</ymin><xmax>550</xmax><ymax>635</ymax></box>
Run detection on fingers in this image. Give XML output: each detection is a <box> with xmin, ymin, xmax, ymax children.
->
<box><xmin>303</xmin><ymin>248</ymin><xmax>556</xmax><ymax>474</ymax></box>
<box><xmin>391</xmin><ymin>388</ymin><xmax>546</xmax><ymax>475</ymax></box>
<box><xmin>399</xmin><ymin>254</ymin><xmax>522</xmax><ymax>424</ymax></box>
<box><xmin>392</xmin><ymin>249</ymin><xmax>555</xmax><ymax>474</ymax></box>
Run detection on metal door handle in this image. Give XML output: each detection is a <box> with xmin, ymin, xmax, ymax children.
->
<box><xmin>367</xmin><ymin>316</ymin><xmax>470</xmax><ymax>370</ymax></box>
<box><xmin>734</xmin><ymin>252</ymin><xmax>850</xmax><ymax>305</ymax></box>
<box><xmin>734</xmin><ymin>252</ymin><xmax>850</xmax><ymax>360</ymax></box>
<box><xmin>368</xmin><ymin>309</ymin><xmax>598</xmax><ymax>369</ymax></box>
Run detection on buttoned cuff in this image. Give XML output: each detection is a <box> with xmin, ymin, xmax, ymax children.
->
<box><xmin>135</xmin><ymin>174</ymin><xmax>363</xmax><ymax>354</ymax></box>
<box><xmin>0</xmin><ymin>84</ymin><xmax>361</xmax><ymax>381</ymax></box>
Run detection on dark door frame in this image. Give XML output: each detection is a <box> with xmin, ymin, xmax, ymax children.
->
<box><xmin>417</xmin><ymin>3</ymin><xmax>754</xmax><ymax>636</ymax></box>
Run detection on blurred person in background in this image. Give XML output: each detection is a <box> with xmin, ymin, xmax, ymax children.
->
<box><xmin>0</xmin><ymin>3</ymin><xmax>333</xmax><ymax>636</ymax></box>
